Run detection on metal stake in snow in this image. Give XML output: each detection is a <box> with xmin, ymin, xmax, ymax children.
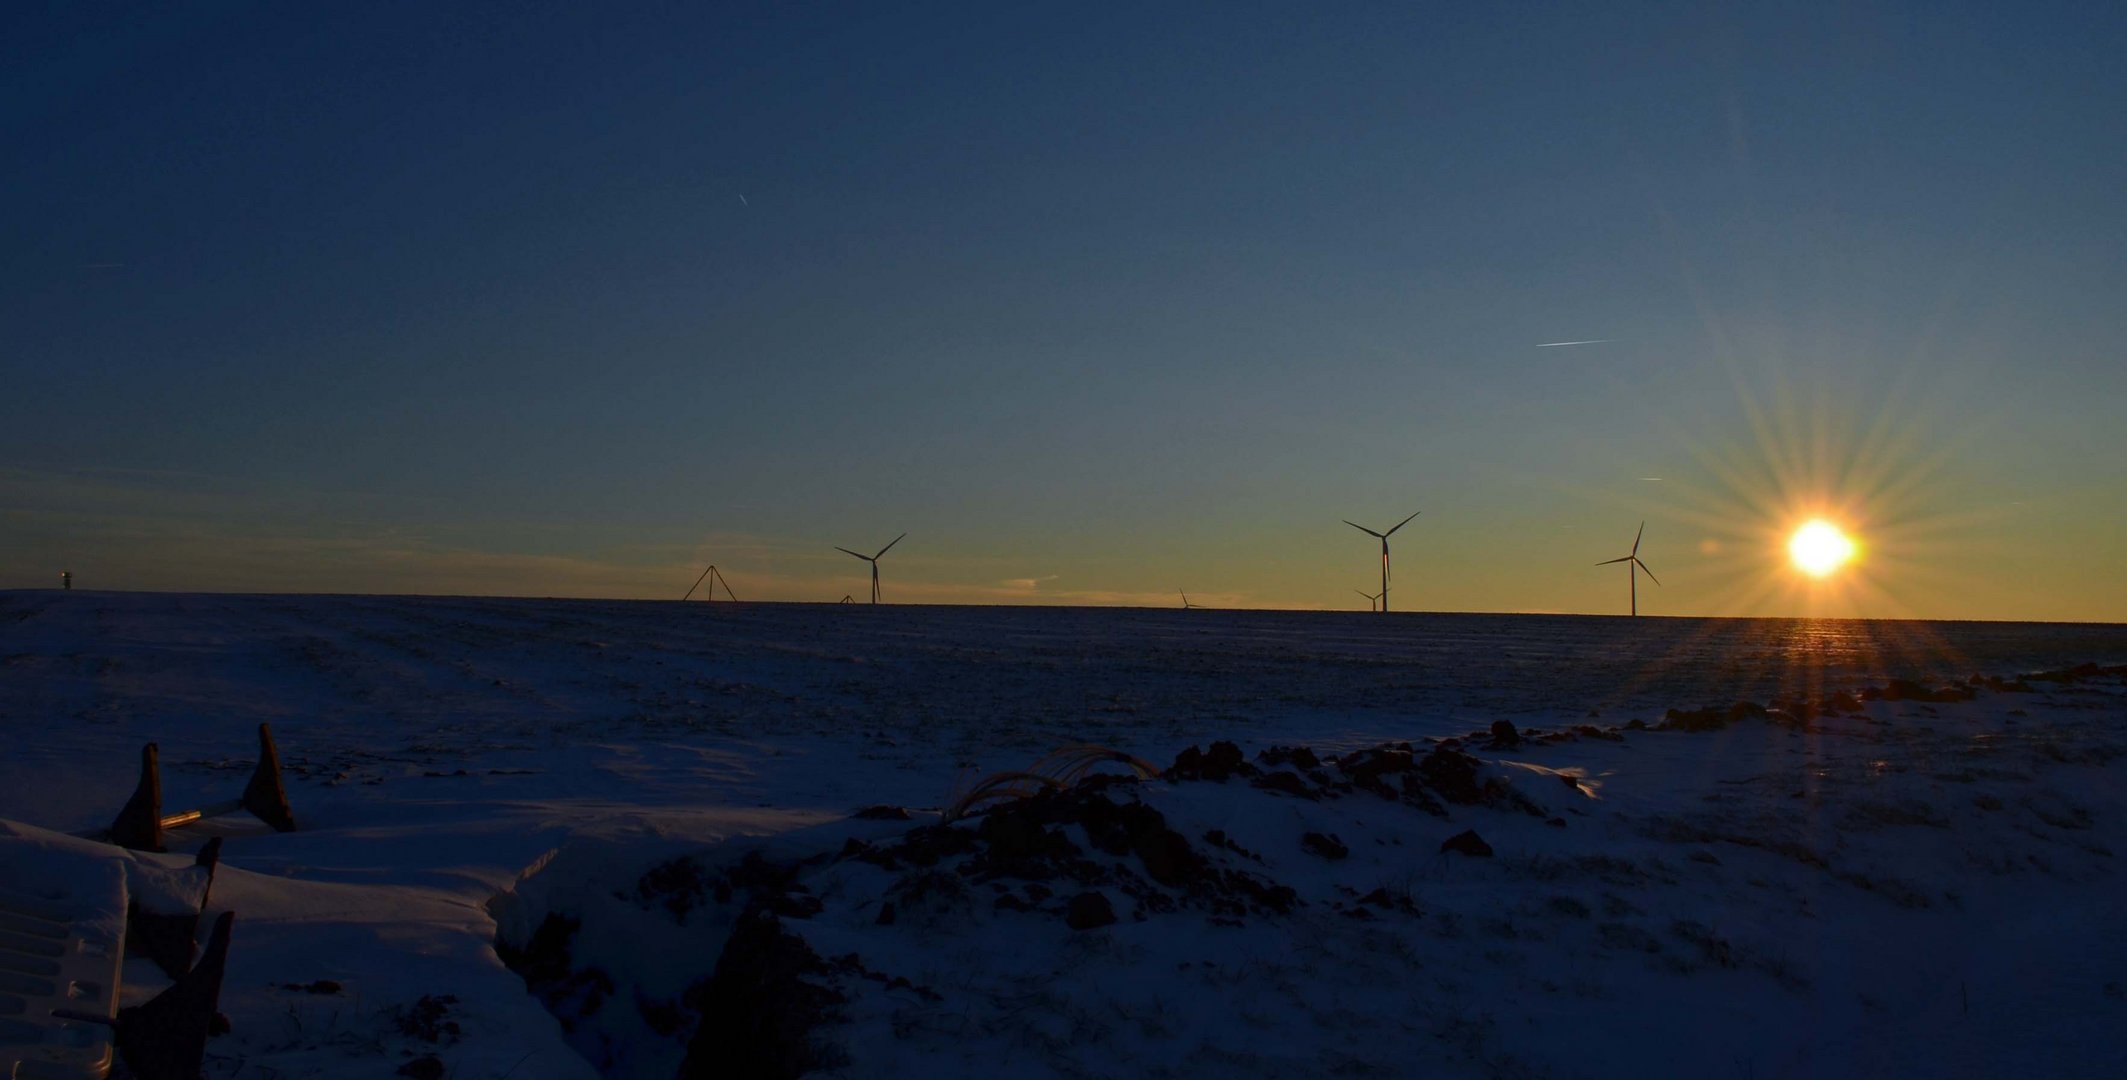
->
<box><xmin>105</xmin><ymin>724</ymin><xmax>298</xmax><ymax>852</ymax></box>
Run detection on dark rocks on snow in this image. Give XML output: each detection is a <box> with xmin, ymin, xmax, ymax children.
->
<box><xmin>1168</xmin><ymin>740</ymin><xmax>1255</xmax><ymax>782</ymax></box>
<box><xmin>979</xmin><ymin>806</ymin><xmax>1079</xmax><ymax>863</ymax></box>
<box><xmin>1439</xmin><ymin>830</ymin><xmax>1494</xmax><ymax>857</ymax></box>
<box><xmin>1257</xmin><ymin>745</ymin><xmax>1321</xmax><ymax>770</ymax></box>
<box><xmin>1300</xmin><ymin>832</ymin><xmax>1349</xmax><ymax>860</ymax></box>
<box><xmin>1073</xmin><ymin>795</ymin><xmax>1202</xmax><ymax>887</ymax></box>
<box><xmin>390</xmin><ymin>995</ymin><xmax>463</xmax><ymax>1044</ymax></box>
<box><xmin>1880</xmin><ymin>678</ymin><xmax>1976</xmax><ymax>703</ymax></box>
<box><xmin>1066</xmin><ymin>891</ymin><xmax>1117</xmax><ymax>930</ymax></box>
<box><xmin>678</xmin><ymin>904</ymin><xmax>846</xmax><ymax>1079</ymax></box>
<box><xmin>1416</xmin><ymin>745</ymin><xmax>1488</xmax><ymax>805</ymax></box>
<box><xmin>850</xmin><ymin>824</ymin><xmax>983</xmax><ymax>872</ymax></box>
<box><xmin>631</xmin><ymin>855</ymin><xmax>719</xmax><ymax>923</ymax></box>
<box><xmin>1250</xmin><ymin>770</ymin><xmax>1321</xmax><ymax>800</ymax></box>
<box><xmin>1487</xmin><ymin>720</ymin><xmax>1521</xmax><ymax>749</ymax></box>
<box><xmin>396</xmin><ymin>1056</ymin><xmax>445</xmax><ymax>1080</ymax></box>
<box><xmin>852</xmin><ymin>804</ymin><xmax>912</xmax><ymax>820</ymax></box>
<box><xmin>1659</xmin><ymin>701</ymin><xmax>1767</xmax><ymax>732</ymax></box>
<box><xmin>496</xmin><ymin>912</ymin><xmax>579</xmax><ymax>993</ymax></box>
<box><xmin>1336</xmin><ymin>746</ymin><xmax>1418</xmax><ymax>798</ymax></box>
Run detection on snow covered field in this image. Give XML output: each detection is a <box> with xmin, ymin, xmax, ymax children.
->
<box><xmin>3</xmin><ymin>591</ymin><xmax>2125</xmax><ymax>1077</ymax></box>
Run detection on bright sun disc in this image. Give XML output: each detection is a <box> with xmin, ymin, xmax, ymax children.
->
<box><xmin>1788</xmin><ymin>520</ymin><xmax>1856</xmax><ymax>577</ymax></box>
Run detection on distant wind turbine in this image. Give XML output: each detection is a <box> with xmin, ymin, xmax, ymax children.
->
<box><xmin>1595</xmin><ymin>522</ymin><xmax>1660</xmax><ymax>616</ymax></box>
<box><xmin>1179</xmin><ymin>589</ymin><xmax>1200</xmax><ymax>610</ymax></box>
<box><xmin>836</xmin><ymin>533</ymin><xmax>906</xmax><ymax>604</ymax></box>
<box><xmin>1344</xmin><ymin>508</ymin><xmax>1420</xmax><ymax>613</ymax></box>
<box><xmin>1354</xmin><ymin>588</ymin><xmax>1384</xmax><ymax>613</ymax></box>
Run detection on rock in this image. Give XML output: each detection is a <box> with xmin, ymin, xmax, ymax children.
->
<box><xmin>677</xmin><ymin>906</ymin><xmax>844</xmax><ymax>1078</ymax></box>
<box><xmin>1439</xmin><ymin>830</ymin><xmax>1493</xmax><ymax>857</ymax></box>
<box><xmin>1257</xmin><ymin>745</ymin><xmax>1321</xmax><ymax>769</ymax></box>
<box><xmin>1487</xmin><ymin>720</ymin><xmax>1521</xmax><ymax>749</ymax></box>
<box><xmin>1300</xmin><ymin>832</ymin><xmax>1349</xmax><ymax>860</ymax></box>
<box><xmin>1336</xmin><ymin>747</ymin><xmax>1417</xmax><ymax>796</ymax></box>
<box><xmin>1065</xmin><ymin>891</ymin><xmax>1115</xmax><ymax>930</ymax></box>
<box><xmin>1168</xmin><ymin>740</ymin><xmax>1254</xmax><ymax>782</ymax></box>
<box><xmin>852</xmin><ymin>804</ymin><xmax>911</xmax><ymax>820</ymax></box>
<box><xmin>1250</xmin><ymin>771</ymin><xmax>1320</xmax><ymax>800</ymax></box>
<box><xmin>1397</xmin><ymin>772</ymin><xmax>1447</xmax><ymax>817</ymax></box>
<box><xmin>396</xmin><ymin>1057</ymin><xmax>445</xmax><ymax>1080</ymax></box>
<box><xmin>979</xmin><ymin>808</ymin><xmax>1075</xmax><ymax>862</ymax></box>
<box><xmin>1659</xmin><ymin>706</ymin><xmax>1728</xmax><ymax>732</ymax></box>
<box><xmin>1132</xmin><ymin>826</ymin><xmax>1198</xmax><ymax>887</ymax></box>
<box><xmin>874</xmin><ymin>901</ymin><xmax>896</xmax><ymax>926</ymax></box>
<box><xmin>1882</xmin><ymin>679</ymin><xmax>1975</xmax><ymax>703</ymax></box>
<box><xmin>1417</xmin><ymin>746</ymin><xmax>1487</xmax><ymax>804</ymax></box>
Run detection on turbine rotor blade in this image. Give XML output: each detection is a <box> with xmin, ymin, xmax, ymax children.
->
<box><xmin>835</xmin><ymin>547</ymin><xmax>873</xmax><ymax>562</ymax></box>
<box><xmin>1385</xmin><ymin>508</ymin><xmax>1421</xmax><ymax>536</ymax></box>
<box><xmin>874</xmin><ymin>532</ymin><xmax>907</xmax><ymax>559</ymax></box>
<box><xmin>1632</xmin><ymin>521</ymin><xmax>1644</xmax><ymax>556</ymax></box>
<box><xmin>1595</xmin><ymin>556</ymin><xmax>1633</xmax><ymax>566</ymax></box>
<box><xmin>1635</xmin><ymin>558</ymin><xmax>1661</xmax><ymax>586</ymax></box>
<box><xmin>1344</xmin><ymin>520</ymin><xmax>1386</xmax><ymax>538</ymax></box>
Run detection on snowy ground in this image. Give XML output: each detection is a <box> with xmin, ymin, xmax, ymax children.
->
<box><xmin>2</xmin><ymin>591</ymin><xmax>2124</xmax><ymax>1077</ymax></box>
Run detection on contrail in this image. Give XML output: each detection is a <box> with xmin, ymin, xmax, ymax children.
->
<box><xmin>738</xmin><ymin>194</ymin><xmax>748</xmax><ymax>206</ymax></box>
<box><xmin>1536</xmin><ymin>339</ymin><xmax>1610</xmax><ymax>348</ymax></box>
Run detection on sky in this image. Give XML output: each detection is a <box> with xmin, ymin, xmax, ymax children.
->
<box><xmin>4</xmin><ymin>1</ymin><xmax>2124</xmax><ymax>620</ymax></box>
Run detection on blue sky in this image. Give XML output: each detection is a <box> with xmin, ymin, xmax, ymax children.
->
<box><xmin>4</xmin><ymin>2</ymin><xmax>2124</xmax><ymax>618</ymax></box>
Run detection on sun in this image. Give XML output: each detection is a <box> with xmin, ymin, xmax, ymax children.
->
<box><xmin>1788</xmin><ymin>519</ymin><xmax>1857</xmax><ymax>578</ymax></box>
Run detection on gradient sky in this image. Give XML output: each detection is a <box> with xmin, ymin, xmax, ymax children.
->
<box><xmin>5</xmin><ymin>2</ymin><xmax>2124</xmax><ymax>619</ymax></box>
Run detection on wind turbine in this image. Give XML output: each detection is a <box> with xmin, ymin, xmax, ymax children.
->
<box><xmin>1596</xmin><ymin>522</ymin><xmax>1660</xmax><ymax>616</ymax></box>
<box><xmin>1354</xmin><ymin>588</ymin><xmax>1384</xmax><ymax>613</ymax></box>
<box><xmin>836</xmin><ymin>533</ymin><xmax>906</xmax><ymax>604</ymax></box>
<box><xmin>1344</xmin><ymin>508</ymin><xmax>1420</xmax><ymax>613</ymax></box>
<box><xmin>1179</xmin><ymin>590</ymin><xmax>1200</xmax><ymax>610</ymax></box>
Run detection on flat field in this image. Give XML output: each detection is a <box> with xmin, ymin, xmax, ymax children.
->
<box><xmin>2</xmin><ymin>592</ymin><xmax>2124</xmax><ymax>1077</ymax></box>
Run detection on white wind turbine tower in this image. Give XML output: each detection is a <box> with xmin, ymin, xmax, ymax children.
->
<box><xmin>1344</xmin><ymin>508</ymin><xmax>1420</xmax><ymax>613</ymax></box>
<box><xmin>1595</xmin><ymin>522</ymin><xmax>1660</xmax><ymax>616</ymax></box>
<box><xmin>836</xmin><ymin>533</ymin><xmax>906</xmax><ymax>604</ymax></box>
